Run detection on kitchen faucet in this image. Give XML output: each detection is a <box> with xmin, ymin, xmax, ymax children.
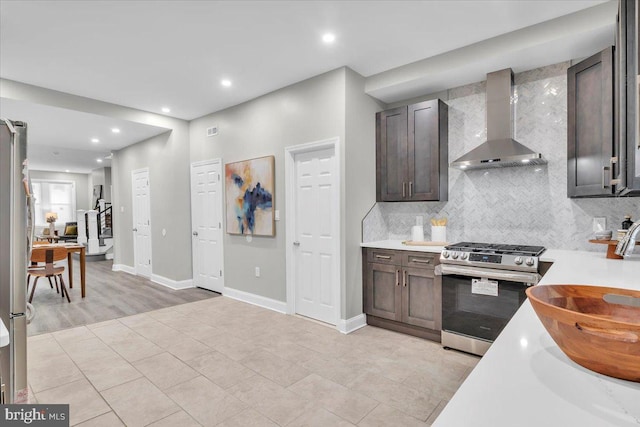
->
<box><xmin>615</xmin><ymin>220</ymin><xmax>640</xmax><ymax>257</ymax></box>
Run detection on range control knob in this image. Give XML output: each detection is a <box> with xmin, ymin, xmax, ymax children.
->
<box><xmin>451</xmin><ymin>252</ymin><xmax>459</xmax><ymax>259</ymax></box>
<box><xmin>442</xmin><ymin>251</ymin><xmax>450</xmax><ymax>258</ymax></box>
<box><xmin>525</xmin><ymin>257</ymin><xmax>535</xmax><ymax>267</ymax></box>
<box><xmin>460</xmin><ymin>252</ymin><xmax>469</xmax><ymax>260</ymax></box>
<box><xmin>514</xmin><ymin>256</ymin><xmax>523</xmax><ymax>265</ymax></box>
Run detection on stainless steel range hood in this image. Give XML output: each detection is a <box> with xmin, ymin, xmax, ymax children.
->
<box><xmin>451</xmin><ymin>68</ymin><xmax>546</xmax><ymax>170</ymax></box>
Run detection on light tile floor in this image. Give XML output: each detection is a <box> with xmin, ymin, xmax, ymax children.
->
<box><xmin>27</xmin><ymin>297</ymin><xmax>479</xmax><ymax>426</ymax></box>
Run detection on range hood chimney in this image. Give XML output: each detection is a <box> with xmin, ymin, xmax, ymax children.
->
<box><xmin>451</xmin><ymin>68</ymin><xmax>547</xmax><ymax>170</ymax></box>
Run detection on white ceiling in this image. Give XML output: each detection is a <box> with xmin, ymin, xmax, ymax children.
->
<box><xmin>1</xmin><ymin>98</ymin><xmax>169</xmax><ymax>173</ymax></box>
<box><xmin>1</xmin><ymin>0</ymin><xmax>609</xmax><ymax>121</ymax></box>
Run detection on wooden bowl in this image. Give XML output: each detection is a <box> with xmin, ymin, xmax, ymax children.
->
<box><xmin>526</xmin><ymin>285</ymin><xmax>640</xmax><ymax>382</ymax></box>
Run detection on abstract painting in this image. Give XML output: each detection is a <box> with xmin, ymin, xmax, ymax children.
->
<box><xmin>225</xmin><ymin>155</ymin><xmax>275</xmax><ymax>236</ymax></box>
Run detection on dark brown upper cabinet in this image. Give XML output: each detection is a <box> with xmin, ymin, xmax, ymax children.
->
<box><xmin>617</xmin><ymin>0</ymin><xmax>640</xmax><ymax>195</ymax></box>
<box><xmin>376</xmin><ymin>99</ymin><xmax>448</xmax><ymax>202</ymax></box>
<box><xmin>568</xmin><ymin>1</ymin><xmax>640</xmax><ymax>198</ymax></box>
<box><xmin>567</xmin><ymin>46</ymin><xmax>616</xmax><ymax>197</ymax></box>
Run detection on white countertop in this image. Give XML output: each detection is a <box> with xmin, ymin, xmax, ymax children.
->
<box><xmin>434</xmin><ymin>248</ymin><xmax>640</xmax><ymax>427</ymax></box>
<box><xmin>362</xmin><ymin>241</ymin><xmax>640</xmax><ymax>426</ymax></box>
<box><xmin>360</xmin><ymin>240</ymin><xmax>445</xmax><ymax>253</ymax></box>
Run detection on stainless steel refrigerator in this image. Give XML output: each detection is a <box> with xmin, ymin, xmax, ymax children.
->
<box><xmin>0</xmin><ymin>118</ymin><xmax>32</xmax><ymax>404</ymax></box>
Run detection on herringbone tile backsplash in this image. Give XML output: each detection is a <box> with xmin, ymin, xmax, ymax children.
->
<box><xmin>363</xmin><ymin>62</ymin><xmax>640</xmax><ymax>251</ymax></box>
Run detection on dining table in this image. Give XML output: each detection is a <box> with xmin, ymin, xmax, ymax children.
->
<box><xmin>35</xmin><ymin>234</ymin><xmax>60</xmax><ymax>243</ymax></box>
<box><xmin>31</xmin><ymin>243</ymin><xmax>87</xmax><ymax>298</ymax></box>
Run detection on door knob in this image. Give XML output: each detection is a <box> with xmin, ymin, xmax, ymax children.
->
<box><xmin>193</xmin><ymin>231</ymin><xmax>199</xmax><ymax>236</ymax></box>
<box><xmin>132</xmin><ymin>228</ymin><xmax>137</xmax><ymax>232</ymax></box>
<box><xmin>293</xmin><ymin>241</ymin><xmax>300</xmax><ymax>246</ymax></box>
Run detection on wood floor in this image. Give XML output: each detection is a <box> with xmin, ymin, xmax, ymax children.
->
<box><xmin>28</xmin><ymin>259</ymin><xmax>218</xmax><ymax>336</ymax></box>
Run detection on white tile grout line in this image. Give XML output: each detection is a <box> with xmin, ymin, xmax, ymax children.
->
<box><xmin>49</xmin><ymin>329</ymin><xmax>129</xmax><ymax>426</ymax></box>
<box><xmin>141</xmin><ymin>409</ymin><xmax>193</xmax><ymax>427</ymax></box>
<box><xmin>30</xmin><ymin>297</ymin><xmax>477</xmax><ymax>426</ymax></box>
<box><xmin>29</xmin><ymin>300</ymin><xmax>265</xmax><ymax>423</ymax></box>
<box><xmin>48</xmin><ymin>325</ymin><xmax>194</xmax><ymax>426</ymax></box>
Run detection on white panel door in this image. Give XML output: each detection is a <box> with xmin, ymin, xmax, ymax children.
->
<box><xmin>132</xmin><ymin>169</ymin><xmax>152</xmax><ymax>278</ymax></box>
<box><xmin>294</xmin><ymin>147</ymin><xmax>337</xmax><ymax>324</ymax></box>
<box><xmin>190</xmin><ymin>160</ymin><xmax>224</xmax><ymax>293</ymax></box>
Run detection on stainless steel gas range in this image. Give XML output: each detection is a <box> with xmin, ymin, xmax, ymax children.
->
<box><xmin>435</xmin><ymin>242</ymin><xmax>546</xmax><ymax>356</ymax></box>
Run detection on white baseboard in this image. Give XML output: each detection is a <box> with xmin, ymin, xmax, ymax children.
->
<box><xmin>223</xmin><ymin>287</ymin><xmax>287</xmax><ymax>314</ymax></box>
<box><xmin>105</xmin><ymin>252</ymin><xmax>114</xmax><ymax>260</ymax></box>
<box><xmin>151</xmin><ymin>274</ymin><xmax>194</xmax><ymax>290</ymax></box>
<box><xmin>112</xmin><ymin>264</ymin><xmax>193</xmax><ymax>290</ymax></box>
<box><xmin>112</xmin><ymin>264</ymin><xmax>135</xmax><ymax>275</ymax></box>
<box><xmin>336</xmin><ymin>313</ymin><xmax>367</xmax><ymax>334</ymax></box>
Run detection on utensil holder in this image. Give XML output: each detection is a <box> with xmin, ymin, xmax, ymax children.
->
<box><xmin>431</xmin><ymin>226</ymin><xmax>446</xmax><ymax>243</ymax></box>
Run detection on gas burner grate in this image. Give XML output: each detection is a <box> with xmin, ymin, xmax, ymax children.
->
<box><xmin>445</xmin><ymin>242</ymin><xmax>546</xmax><ymax>257</ymax></box>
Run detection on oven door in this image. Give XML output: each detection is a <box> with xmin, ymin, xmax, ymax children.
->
<box><xmin>437</xmin><ymin>264</ymin><xmax>540</xmax><ymax>352</ymax></box>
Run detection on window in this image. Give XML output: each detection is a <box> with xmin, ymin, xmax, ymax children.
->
<box><xmin>32</xmin><ymin>180</ymin><xmax>76</xmax><ymax>226</ymax></box>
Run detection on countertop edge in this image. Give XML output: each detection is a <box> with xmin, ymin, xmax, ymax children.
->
<box><xmin>360</xmin><ymin>240</ymin><xmax>445</xmax><ymax>253</ymax></box>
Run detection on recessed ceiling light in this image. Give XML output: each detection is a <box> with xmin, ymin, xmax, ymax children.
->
<box><xmin>91</xmin><ymin>138</ymin><xmax>99</xmax><ymax>143</ymax></box>
<box><xmin>111</xmin><ymin>128</ymin><xmax>120</xmax><ymax>133</ymax></box>
<box><xmin>322</xmin><ymin>33</ymin><xmax>336</xmax><ymax>44</ymax></box>
<box><xmin>65</xmin><ymin>169</ymin><xmax>70</xmax><ymax>173</ymax></box>
<box><xmin>221</xmin><ymin>79</ymin><xmax>232</xmax><ymax>87</ymax></box>
<box><xmin>96</xmin><ymin>158</ymin><xmax>103</xmax><ymax>163</ymax></box>
<box><xmin>161</xmin><ymin>107</ymin><xmax>171</xmax><ymax>113</ymax></box>
<box><xmin>521</xmin><ymin>159</ymin><xmax>530</xmax><ymax>163</ymax></box>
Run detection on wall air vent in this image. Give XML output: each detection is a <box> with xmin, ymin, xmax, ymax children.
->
<box><xmin>206</xmin><ymin>126</ymin><xmax>218</xmax><ymax>137</ymax></box>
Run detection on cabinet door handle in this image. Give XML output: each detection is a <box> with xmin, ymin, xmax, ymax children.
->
<box><xmin>403</xmin><ymin>270</ymin><xmax>407</xmax><ymax>287</ymax></box>
<box><xmin>396</xmin><ymin>270</ymin><xmax>400</xmax><ymax>286</ymax></box>
<box><xmin>402</xmin><ymin>182</ymin><xmax>406</xmax><ymax>198</ymax></box>
<box><xmin>602</xmin><ymin>166</ymin><xmax>610</xmax><ymax>189</ymax></box>
<box><xmin>409</xmin><ymin>181</ymin><xmax>413</xmax><ymax>197</ymax></box>
<box><xmin>410</xmin><ymin>258</ymin><xmax>431</xmax><ymax>264</ymax></box>
<box><xmin>375</xmin><ymin>254</ymin><xmax>391</xmax><ymax>260</ymax></box>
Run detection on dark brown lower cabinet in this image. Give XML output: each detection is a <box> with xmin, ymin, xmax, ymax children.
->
<box><xmin>402</xmin><ymin>267</ymin><xmax>438</xmax><ymax>330</ymax></box>
<box><xmin>363</xmin><ymin>248</ymin><xmax>441</xmax><ymax>341</ymax></box>
<box><xmin>366</xmin><ymin>263</ymin><xmax>401</xmax><ymax>321</ymax></box>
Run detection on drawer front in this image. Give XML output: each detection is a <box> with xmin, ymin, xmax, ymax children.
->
<box><xmin>367</xmin><ymin>249</ymin><xmax>401</xmax><ymax>265</ymax></box>
<box><xmin>403</xmin><ymin>252</ymin><xmax>435</xmax><ymax>269</ymax></box>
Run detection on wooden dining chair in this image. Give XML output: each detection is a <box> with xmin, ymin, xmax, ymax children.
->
<box><xmin>28</xmin><ymin>247</ymin><xmax>70</xmax><ymax>303</ymax></box>
<box><xmin>29</xmin><ymin>241</ymin><xmax>59</xmax><ymax>290</ymax></box>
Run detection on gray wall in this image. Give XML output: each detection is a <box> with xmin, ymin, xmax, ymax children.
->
<box><xmin>112</xmin><ymin>128</ymin><xmax>192</xmax><ymax>280</ymax></box>
<box><xmin>190</xmin><ymin>69</ymin><xmax>347</xmax><ymax>303</ymax></box>
<box><xmin>104</xmin><ymin>167</ymin><xmax>112</xmax><ymax>203</ymax></box>
<box><xmin>87</xmin><ymin>167</ymin><xmax>112</xmax><ymax>208</ymax></box>
<box><xmin>344</xmin><ymin>68</ymin><xmax>386</xmax><ymax>318</ymax></box>
<box><xmin>29</xmin><ymin>169</ymin><xmax>90</xmax><ymax>212</ymax></box>
<box><xmin>363</xmin><ymin>62</ymin><xmax>640</xmax><ymax>251</ymax></box>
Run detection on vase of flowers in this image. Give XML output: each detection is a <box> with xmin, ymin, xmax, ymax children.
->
<box><xmin>46</xmin><ymin>212</ymin><xmax>58</xmax><ymax>236</ymax></box>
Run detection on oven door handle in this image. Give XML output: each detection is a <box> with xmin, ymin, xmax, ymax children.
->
<box><xmin>435</xmin><ymin>264</ymin><xmax>541</xmax><ymax>285</ymax></box>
